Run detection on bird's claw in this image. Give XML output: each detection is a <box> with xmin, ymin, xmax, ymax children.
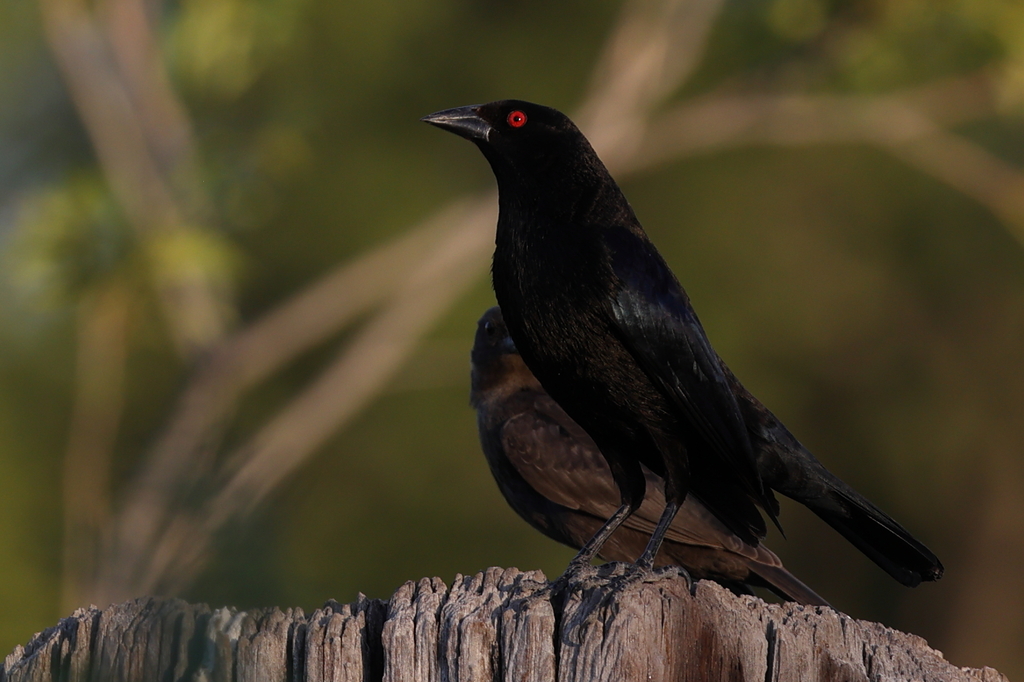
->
<box><xmin>606</xmin><ymin>562</ymin><xmax>693</xmax><ymax>592</ymax></box>
<box><xmin>654</xmin><ymin>563</ymin><xmax>693</xmax><ymax>589</ymax></box>
<box><xmin>547</xmin><ymin>558</ymin><xmax>591</xmax><ymax>598</ymax></box>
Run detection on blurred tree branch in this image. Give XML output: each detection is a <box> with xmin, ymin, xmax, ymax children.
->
<box><xmin>92</xmin><ymin>198</ymin><xmax>495</xmax><ymax>598</ymax></box>
<box><xmin>635</xmin><ymin>73</ymin><xmax>995</xmax><ymax>168</ymax></box>
<box><xmin>635</xmin><ymin>72</ymin><xmax>1024</xmax><ymax>242</ymax></box>
<box><xmin>38</xmin><ymin>0</ymin><xmax>231</xmax><ymax>355</ymax></box>
<box><xmin>39</xmin><ymin>0</ymin><xmax>236</xmax><ymax>611</ymax></box>
<box><xmin>40</xmin><ymin>0</ymin><xmax>1023</xmax><ymax>617</ymax></box>
<box><xmin>577</xmin><ymin>0</ymin><xmax>727</xmax><ymax>168</ymax></box>
<box><xmin>891</xmin><ymin>132</ymin><xmax>1024</xmax><ymax>243</ymax></box>
<box><xmin>97</xmin><ymin>0</ymin><xmax>204</xmax><ymax>192</ymax></box>
<box><xmin>147</xmin><ymin>199</ymin><xmax>498</xmax><ymax>594</ymax></box>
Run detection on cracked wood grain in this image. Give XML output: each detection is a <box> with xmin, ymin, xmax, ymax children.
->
<box><xmin>1</xmin><ymin>566</ymin><xmax>1006</xmax><ymax>682</ymax></box>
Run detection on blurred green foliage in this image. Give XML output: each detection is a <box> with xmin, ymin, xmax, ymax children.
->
<box><xmin>1</xmin><ymin>0</ymin><xmax>1023</xmax><ymax>676</ymax></box>
<box><xmin>8</xmin><ymin>174</ymin><xmax>131</xmax><ymax>309</ymax></box>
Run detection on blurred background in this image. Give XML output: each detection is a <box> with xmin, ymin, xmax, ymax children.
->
<box><xmin>1</xmin><ymin>0</ymin><xmax>1023</xmax><ymax>675</ymax></box>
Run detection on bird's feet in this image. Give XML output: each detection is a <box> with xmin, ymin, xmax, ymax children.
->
<box><xmin>635</xmin><ymin>550</ymin><xmax>656</xmax><ymax>571</ymax></box>
<box><xmin>650</xmin><ymin>563</ymin><xmax>692</xmax><ymax>590</ymax></box>
<box><xmin>546</xmin><ymin>560</ymin><xmax>692</xmax><ymax>603</ymax></box>
<box><xmin>547</xmin><ymin>557</ymin><xmax>594</xmax><ymax>599</ymax></box>
<box><xmin>630</xmin><ymin>561</ymin><xmax>689</xmax><ymax>584</ymax></box>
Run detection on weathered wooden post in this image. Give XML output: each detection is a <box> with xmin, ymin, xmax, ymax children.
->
<box><xmin>1</xmin><ymin>565</ymin><xmax>1006</xmax><ymax>682</ymax></box>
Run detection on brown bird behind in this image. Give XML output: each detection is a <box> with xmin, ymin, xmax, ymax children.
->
<box><xmin>471</xmin><ymin>306</ymin><xmax>828</xmax><ymax>606</ymax></box>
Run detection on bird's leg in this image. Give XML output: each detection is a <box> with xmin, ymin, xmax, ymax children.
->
<box><xmin>636</xmin><ymin>499</ymin><xmax>682</xmax><ymax>569</ymax></box>
<box><xmin>550</xmin><ymin>456</ymin><xmax>645</xmax><ymax>594</ymax></box>
<box><xmin>635</xmin><ymin>436</ymin><xmax>692</xmax><ymax>581</ymax></box>
<box><xmin>567</xmin><ymin>455</ymin><xmax>646</xmax><ymax>571</ymax></box>
<box><xmin>551</xmin><ymin>499</ymin><xmax>642</xmax><ymax>596</ymax></box>
<box><xmin>548</xmin><ymin>504</ymin><xmax>636</xmax><ymax>599</ymax></box>
<box><xmin>564</xmin><ymin>501</ymin><xmax>636</xmax><ymax>574</ymax></box>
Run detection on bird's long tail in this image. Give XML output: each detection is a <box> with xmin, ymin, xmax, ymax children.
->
<box><xmin>799</xmin><ymin>476</ymin><xmax>943</xmax><ymax>587</ymax></box>
<box><xmin>752</xmin><ymin>420</ymin><xmax>943</xmax><ymax>586</ymax></box>
<box><xmin>728</xmin><ymin>368</ymin><xmax>944</xmax><ymax>588</ymax></box>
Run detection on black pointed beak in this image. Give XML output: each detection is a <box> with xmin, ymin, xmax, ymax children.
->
<box><xmin>421</xmin><ymin>105</ymin><xmax>492</xmax><ymax>142</ymax></box>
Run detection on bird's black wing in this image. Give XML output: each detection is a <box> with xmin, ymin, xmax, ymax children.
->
<box><xmin>603</xmin><ymin>225</ymin><xmax>779</xmax><ymax>539</ymax></box>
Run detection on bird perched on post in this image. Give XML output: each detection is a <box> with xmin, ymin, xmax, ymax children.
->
<box><xmin>424</xmin><ymin>100</ymin><xmax>942</xmax><ymax>587</ymax></box>
<box><xmin>471</xmin><ymin>306</ymin><xmax>828</xmax><ymax>605</ymax></box>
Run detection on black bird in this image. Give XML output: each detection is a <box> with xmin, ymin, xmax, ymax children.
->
<box><xmin>424</xmin><ymin>100</ymin><xmax>942</xmax><ymax>586</ymax></box>
<box><xmin>471</xmin><ymin>306</ymin><xmax>829</xmax><ymax>605</ymax></box>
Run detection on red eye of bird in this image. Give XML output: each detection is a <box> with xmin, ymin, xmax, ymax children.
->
<box><xmin>507</xmin><ymin>110</ymin><xmax>527</xmax><ymax>128</ymax></box>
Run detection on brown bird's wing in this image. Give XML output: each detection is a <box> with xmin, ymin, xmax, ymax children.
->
<box><xmin>500</xmin><ymin>392</ymin><xmax>623</xmax><ymax>518</ymax></box>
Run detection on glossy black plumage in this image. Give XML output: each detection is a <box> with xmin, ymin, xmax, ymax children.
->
<box><xmin>471</xmin><ymin>307</ymin><xmax>829</xmax><ymax>605</ymax></box>
<box><xmin>425</xmin><ymin>99</ymin><xmax>942</xmax><ymax>585</ymax></box>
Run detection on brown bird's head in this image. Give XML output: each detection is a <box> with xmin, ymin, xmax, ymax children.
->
<box><xmin>470</xmin><ymin>306</ymin><xmax>542</xmax><ymax>407</ymax></box>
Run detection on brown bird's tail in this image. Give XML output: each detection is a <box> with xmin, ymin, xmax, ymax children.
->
<box><xmin>748</xmin><ymin>563</ymin><xmax>831</xmax><ymax>607</ymax></box>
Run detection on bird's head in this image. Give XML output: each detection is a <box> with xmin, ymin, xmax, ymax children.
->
<box><xmin>470</xmin><ymin>306</ymin><xmax>541</xmax><ymax>406</ymax></box>
<box><xmin>422</xmin><ymin>100</ymin><xmax>610</xmax><ymax>204</ymax></box>
<box><xmin>472</xmin><ymin>305</ymin><xmax>517</xmax><ymax>364</ymax></box>
<box><xmin>422</xmin><ymin>100</ymin><xmax>578</xmax><ymax>152</ymax></box>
